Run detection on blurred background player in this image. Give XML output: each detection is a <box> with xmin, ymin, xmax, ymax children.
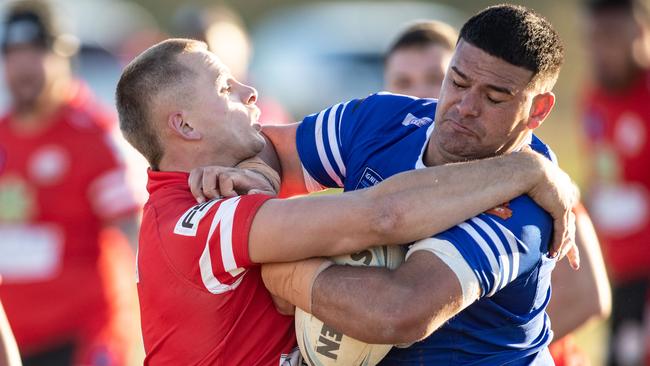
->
<box><xmin>384</xmin><ymin>19</ymin><xmax>611</xmax><ymax>366</ymax></box>
<box><xmin>581</xmin><ymin>0</ymin><xmax>650</xmax><ymax>364</ymax></box>
<box><xmin>172</xmin><ymin>3</ymin><xmax>292</xmax><ymax>125</ymax></box>
<box><xmin>384</xmin><ymin>20</ymin><xmax>456</xmax><ymax>99</ymax></box>
<box><xmin>0</xmin><ymin>1</ymin><xmax>140</xmax><ymax>365</ymax></box>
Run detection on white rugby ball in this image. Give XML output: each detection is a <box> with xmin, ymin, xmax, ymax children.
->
<box><xmin>295</xmin><ymin>245</ymin><xmax>405</xmax><ymax>366</ymax></box>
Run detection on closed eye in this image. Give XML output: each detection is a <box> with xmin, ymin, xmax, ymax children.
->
<box><xmin>452</xmin><ymin>79</ymin><xmax>467</xmax><ymax>89</ymax></box>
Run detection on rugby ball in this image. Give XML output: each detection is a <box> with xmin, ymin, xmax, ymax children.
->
<box><xmin>295</xmin><ymin>245</ymin><xmax>405</xmax><ymax>366</ymax></box>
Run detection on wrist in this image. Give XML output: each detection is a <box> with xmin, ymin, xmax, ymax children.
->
<box><xmin>261</xmin><ymin>258</ymin><xmax>334</xmax><ymax>313</ymax></box>
<box><xmin>510</xmin><ymin>151</ymin><xmax>545</xmax><ymax>192</ymax></box>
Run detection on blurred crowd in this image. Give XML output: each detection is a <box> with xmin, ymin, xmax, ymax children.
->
<box><xmin>0</xmin><ymin>0</ymin><xmax>648</xmax><ymax>365</ymax></box>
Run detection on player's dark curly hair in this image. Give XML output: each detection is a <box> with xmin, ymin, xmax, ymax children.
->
<box><xmin>459</xmin><ymin>4</ymin><xmax>565</xmax><ymax>86</ymax></box>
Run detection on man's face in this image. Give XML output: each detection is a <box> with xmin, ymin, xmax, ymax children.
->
<box><xmin>384</xmin><ymin>44</ymin><xmax>452</xmax><ymax>99</ymax></box>
<box><xmin>583</xmin><ymin>10</ymin><xmax>639</xmax><ymax>89</ymax></box>
<box><xmin>431</xmin><ymin>40</ymin><xmax>537</xmax><ymax>163</ymax></box>
<box><xmin>2</xmin><ymin>44</ymin><xmax>49</xmax><ymax>110</ymax></box>
<box><xmin>180</xmin><ymin>50</ymin><xmax>266</xmax><ymax>162</ymax></box>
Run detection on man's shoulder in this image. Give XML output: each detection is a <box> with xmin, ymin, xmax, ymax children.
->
<box><xmin>143</xmin><ymin>191</ymin><xmax>271</xmax><ymax>261</ymax></box>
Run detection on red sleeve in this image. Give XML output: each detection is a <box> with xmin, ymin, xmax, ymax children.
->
<box><xmin>68</xmin><ymin>104</ymin><xmax>139</xmax><ymax>221</ymax></box>
<box><xmin>169</xmin><ymin>194</ymin><xmax>271</xmax><ymax>294</ymax></box>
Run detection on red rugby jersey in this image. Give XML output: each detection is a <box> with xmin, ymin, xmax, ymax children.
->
<box><xmin>138</xmin><ymin>170</ymin><xmax>297</xmax><ymax>366</ymax></box>
<box><xmin>581</xmin><ymin>71</ymin><xmax>650</xmax><ymax>281</ymax></box>
<box><xmin>0</xmin><ymin>82</ymin><xmax>139</xmax><ymax>353</ymax></box>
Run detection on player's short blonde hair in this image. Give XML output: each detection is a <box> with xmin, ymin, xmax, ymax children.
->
<box><xmin>116</xmin><ymin>38</ymin><xmax>206</xmax><ymax>170</ymax></box>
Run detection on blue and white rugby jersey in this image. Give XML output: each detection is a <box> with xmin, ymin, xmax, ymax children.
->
<box><xmin>296</xmin><ymin>92</ymin><xmax>557</xmax><ymax>365</ymax></box>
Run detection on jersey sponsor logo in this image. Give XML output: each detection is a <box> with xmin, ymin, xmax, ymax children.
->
<box><xmin>28</xmin><ymin>145</ymin><xmax>69</xmax><ymax>186</ymax></box>
<box><xmin>614</xmin><ymin>112</ymin><xmax>646</xmax><ymax>157</ymax></box>
<box><xmin>485</xmin><ymin>203</ymin><xmax>512</xmax><ymax>220</ymax></box>
<box><xmin>173</xmin><ymin>199</ymin><xmax>221</xmax><ymax>237</ymax></box>
<box><xmin>401</xmin><ymin>113</ymin><xmax>433</xmax><ymax>128</ymax></box>
<box><xmin>355</xmin><ymin>167</ymin><xmax>383</xmax><ymax>190</ymax></box>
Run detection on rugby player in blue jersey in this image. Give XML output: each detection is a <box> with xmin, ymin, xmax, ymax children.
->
<box><xmin>189</xmin><ymin>4</ymin><xmax>577</xmax><ymax>365</ymax></box>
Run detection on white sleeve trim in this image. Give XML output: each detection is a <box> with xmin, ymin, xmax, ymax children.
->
<box><xmin>199</xmin><ymin>197</ymin><xmax>246</xmax><ymax>294</ymax></box>
<box><xmin>406</xmin><ymin>238</ymin><xmax>481</xmax><ymax>306</ymax></box>
<box><xmin>302</xmin><ymin>165</ymin><xmax>327</xmax><ymax>193</ymax></box>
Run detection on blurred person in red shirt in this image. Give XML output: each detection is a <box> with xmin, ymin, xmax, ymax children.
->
<box><xmin>172</xmin><ymin>4</ymin><xmax>293</xmax><ymax>126</ymax></box>
<box><xmin>0</xmin><ymin>1</ymin><xmax>140</xmax><ymax>365</ymax></box>
<box><xmin>385</xmin><ymin>20</ymin><xmax>611</xmax><ymax>366</ymax></box>
<box><xmin>581</xmin><ymin>0</ymin><xmax>650</xmax><ymax>364</ymax></box>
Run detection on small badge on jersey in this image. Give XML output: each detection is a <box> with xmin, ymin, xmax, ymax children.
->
<box><xmin>355</xmin><ymin>167</ymin><xmax>384</xmax><ymax>190</ymax></box>
<box><xmin>401</xmin><ymin>113</ymin><xmax>433</xmax><ymax>128</ymax></box>
<box><xmin>173</xmin><ymin>199</ymin><xmax>221</xmax><ymax>237</ymax></box>
<box><xmin>28</xmin><ymin>145</ymin><xmax>69</xmax><ymax>186</ymax></box>
<box><xmin>486</xmin><ymin>202</ymin><xmax>512</xmax><ymax>220</ymax></box>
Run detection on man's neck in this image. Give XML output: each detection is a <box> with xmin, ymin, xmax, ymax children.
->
<box><xmin>158</xmin><ymin>148</ymin><xmax>241</xmax><ymax>173</ymax></box>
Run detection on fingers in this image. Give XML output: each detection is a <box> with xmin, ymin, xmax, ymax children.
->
<box><xmin>201</xmin><ymin>168</ymin><xmax>222</xmax><ymax>200</ymax></box>
<box><xmin>189</xmin><ymin>165</ymin><xmax>276</xmax><ymax>203</ymax></box>
<box><xmin>219</xmin><ymin>174</ymin><xmax>237</xmax><ymax>198</ymax></box>
<box><xmin>550</xmin><ymin>212</ymin><xmax>567</xmax><ymax>258</ymax></box>
<box><xmin>188</xmin><ymin>168</ymin><xmax>206</xmax><ymax>203</ymax></box>
<box><xmin>565</xmin><ymin>243</ymin><xmax>580</xmax><ymax>270</ymax></box>
<box><xmin>558</xmin><ymin>211</ymin><xmax>578</xmax><ymax>268</ymax></box>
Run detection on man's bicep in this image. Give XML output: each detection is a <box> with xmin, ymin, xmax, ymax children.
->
<box><xmin>406</xmin><ymin>238</ymin><xmax>480</xmax><ymax>308</ymax></box>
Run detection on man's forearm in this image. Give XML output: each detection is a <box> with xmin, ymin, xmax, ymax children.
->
<box><xmin>251</xmin><ymin>152</ymin><xmax>548</xmax><ymax>264</ymax></box>
<box><xmin>263</xmin><ymin>252</ymin><xmax>465</xmax><ymax>345</ymax></box>
<box><xmin>361</xmin><ymin>152</ymin><xmax>543</xmax><ymax>244</ymax></box>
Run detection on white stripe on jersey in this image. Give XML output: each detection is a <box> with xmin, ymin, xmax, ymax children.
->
<box><xmin>217</xmin><ymin>197</ymin><xmax>244</xmax><ymax>276</ymax></box>
<box><xmin>414</xmin><ymin>120</ymin><xmax>436</xmax><ymax>170</ymax></box>
<box><xmin>327</xmin><ymin>102</ymin><xmax>347</xmax><ymax>178</ymax></box>
<box><xmin>199</xmin><ymin>197</ymin><xmax>246</xmax><ymax>294</ymax></box>
<box><xmin>314</xmin><ymin>108</ymin><xmax>344</xmax><ymax>187</ymax></box>
<box><xmin>488</xmin><ymin>218</ymin><xmax>521</xmax><ymax>283</ymax></box>
<box><xmin>471</xmin><ymin>217</ymin><xmax>512</xmax><ymax>292</ymax></box>
<box><xmin>337</xmin><ymin>102</ymin><xmax>349</xmax><ymax>147</ymax></box>
<box><xmin>458</xmin><ymin>222</ymin><xmax>501</xmax><ymax>297</ymax></box>
<box><xmin>302</xmin><ymin>165</ymin><xmax>326</xmax><ymax>193</ymax></box>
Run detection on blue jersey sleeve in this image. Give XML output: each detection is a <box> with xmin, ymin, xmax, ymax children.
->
<box><xmin>295</xmin><ymin>92</ymin><xmax>434</xmax><ymax>187</ymax></box>
<box><xmin>433</xmin><ymin>197</ymin><xmax>553</xmax><ymax>298</ymax></box>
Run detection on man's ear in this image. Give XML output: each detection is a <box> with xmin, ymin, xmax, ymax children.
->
<box><xmin>526</xmin><ymin>92</ymin><xmax>555</xmax><ymax>130</ymax></box>
<box><xmin>168</xmin><ymin>112</ymin><xmax>202</xmax><ymax>140</ymax></box>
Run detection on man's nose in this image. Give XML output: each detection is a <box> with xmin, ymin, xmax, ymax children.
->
<box><xmin>456</xmin><ymin>90</ymin><xmax>480</xmax><ymax>118</ymax></box>
<box><xmin>235</xmin><ymin>82</ymin><xmax>257</xmax><ymax>105</ymax></box>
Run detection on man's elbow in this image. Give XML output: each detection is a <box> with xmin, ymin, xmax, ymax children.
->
<box><xmin>378</xmin><ymin>291</ymin><xmax>442</xmax><ymax>344</ymax></box>
<box><xmin>366</xmin><ymin>194</ymin><xmax>404</xmax><ymax>242</ymax></box>
<box><xmin>382</xmin><ymin>311</ymin><xmax>436</xmax><ymax>344</ymax></box>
